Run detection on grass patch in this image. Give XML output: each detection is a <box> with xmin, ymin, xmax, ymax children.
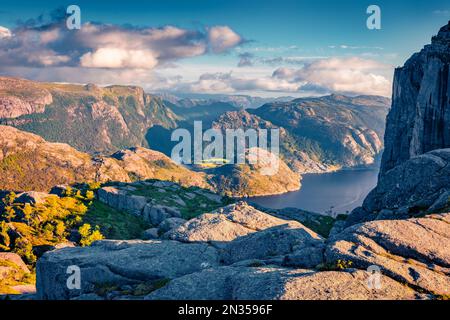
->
<box><xmin>82</xmin><ymin>200</ymin><xmax>150</xmax><ymax>240</ymax></box>
<box><xmin>316</xmin><ymin>260</ymin><xmax>353</xmax><ymax>271</ymax></box>
<box><xmin>300</xmin><ymin>215</ymin><xmax>336</xmax><ymax>238</ymax></box>
<box><xmin>131</xmin><ymin>182</ymin><xmax>233</xmax><ymax>220</ymax></box>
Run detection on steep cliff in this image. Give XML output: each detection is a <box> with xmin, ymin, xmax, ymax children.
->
<box><xmin>0</xmin><ymin>78</ymin><xmax>179</xmax><ymax>154</ymax></box>
<box><xmin>348</xmin><ymin>21</ymin><xmax>450</xmax><ymax>225</ymax></box>
<box><xmin>380</xmin><ymin>21</ymin><xmax>450</xmax><ymax>174</ymax></box>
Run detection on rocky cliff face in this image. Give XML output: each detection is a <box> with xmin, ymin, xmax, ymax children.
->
<box><xmin>381</xmin><ymin>21</ymin><xmax>450</xmax><ymax>175</ymax></box>
<box><xmin>0</xmin><ymin>77</ymin><xmax>52</xmax><ymax>118</ymax></box>
<box><xmin>0</xmin><ymin>78</ymin><xmax>179</xmax><ymax>154</ymax></box>
<box><xmin>348</xmin><ymin>21</ymin><xmax>450</xmax><ymax>224</ymax></box>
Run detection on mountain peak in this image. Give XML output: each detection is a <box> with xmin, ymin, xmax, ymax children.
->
<box><xmin>431</xmin><ymin>20</ymin><xmax>450</xmax><ymax>46</ymax></box>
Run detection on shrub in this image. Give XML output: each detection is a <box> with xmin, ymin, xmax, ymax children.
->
<box><xmin>13</xmin><ymin>238</ymin><xmax>36</xmax><ymax>265</ymax></box>
<box><xmin>79</xmin><ymin>223</ymin><xmax>104</xmax><ymax>246</ymax></box>
<box><xmin>85</xmin><ymin>190</ymin><xmax>95</xmax><ymax>201</ymax></box>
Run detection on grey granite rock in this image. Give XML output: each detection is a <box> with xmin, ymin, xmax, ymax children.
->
<box><xmin>326</xmin><ymin>213</ymin><xmax>450</xmax><ymax>296</ymax></box>
<box><xmin>146</xmin><ymin>267</ymin><xmax>420</xmax><ymax>300</ymax></box>
<box><xmin>36</xmin><ymin>240</ymin><xmax>219</xmax><ymax>300</ymax></box>
<box><xmin>381</xmin><ymin>21</ymin><xmax>450</xmax><ymax>175</ymax></box>
<box><xmin>221</xmin><ymin>223</ymin><xmax>323</xmax><ymax>264</ymax></box>
<box><xmin>166</xmin><ymin>201</ymin><xmax>308</xmax><ymax>243</ymax></box>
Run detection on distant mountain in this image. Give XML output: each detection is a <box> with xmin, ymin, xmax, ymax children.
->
<box><xmin>0</xmin><ymin>125</ymin><xmax>208</xmax><ymax>192</ymax></box>
<box><xmin>157</xmin><ymin>92</ymin><xmax>295</xmax><ymax>109</ymax></box>
<box><xmin>250</xmin><ymin>94</ymin><xmax>390</xmax><ymax>172</ymax></box>
<box><xmin>0</xmin><ymin>125</ymin><xmax>299</xmax><ymax>197</ymax></box>
<box><xmin>211</xmin><ymin>110</ymin><xmax>332</xmax><ymax>173</ymax></box>
<box><xmin>166</xmin><ymin>100</ymin><xmax>238</xmax><ymax>123</ymax></box>
<box><xmin>0</xmin><ymin>76</ymin><xmax>390</xmax><ymax>175</ymax></box>
<box><xmin>0</xmin><ymin>77</ymin><xmax>179</xmax><ymax>154</ymax></box>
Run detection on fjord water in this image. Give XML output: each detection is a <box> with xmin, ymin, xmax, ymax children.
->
<box><xmin>249</xmin><ymin>169</ymin><xmax>379</xmax><ymax>215</ymax></box>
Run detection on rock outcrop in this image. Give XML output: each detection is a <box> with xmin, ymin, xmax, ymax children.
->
<box><xmin>208</xmin><ymin>147</ymin><xmax>301</xmax><ymax>197</ymax></box>
<box><xmin>35</xmin><ymin>201</ymin><xmax>449</xmax><ymax>300</ymax></box>
<box><xmin>0</xmin><ymin>252</ymin><xmax>30</xmax><ymax>275</ymax></box>
<box><xmin>381</xmin><ymin>21</ymin><xmax>450</xmax><ymax>175</ymax></box>
<box><xmin>146</xmin><ymin>267</ymin><xmax>420</xmax><ymax>300</ymax></box>
<box><xmin>354</xmin><ymin>149</ymin><xmax>450</xmax><ymax>219</ymax></box>
<box><xmin>97</xmin><ymin>180</ymin><xmax>229</xmax><ymax>224</ymax></box>
<box><xmin>326</xmin><ymin>213</ymin><xmax>450</xmax><ymax>296</ymax></box>
<box><xmin>0</xmin><ymin>252</ymin><xmax>34</xmax><ymax>295</ymax></box>
<box><xmin>348</xmin><ymin>21</ymin><xmax>450</xmax><ymax>224</ymax></box>
<box><xmin>36</xmin><ymin>240</ymin><xmax>220</xmax><ymax>300</ymax></box>
<box><xmin>165</xmin><ymin>202</ymin><xmax>305</xmax><ymax>242</ymax></box>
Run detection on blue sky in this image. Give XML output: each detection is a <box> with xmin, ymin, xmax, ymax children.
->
<box><xmin>0</xmin><ymin>0</ymin><xmax>449</xmax><ymax>97</ymax></box>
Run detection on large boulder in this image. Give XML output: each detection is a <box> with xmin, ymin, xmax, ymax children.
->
<box><xmin>221</xmin><ymin>223</ymin><xmax>323</xmax><ymax>266</ymax></box>
<box><xmin>143</xmin><ymin>204</ymin><xmax>181</xmax><ymax>226</ymax></box>
<box><xmin>0</xmin><ymin>252</ymin><xmax>30</xmax><ymax>276</ymax></box>
<box><xmin>362</xmin><ymin>149</ymin><xmax>450</xmax><ymax>215</ymax></box>
<box><xmin>166</xmin><ymin>202</ymin><xmax>308</xmax><ymax>243</ymax></box>
<box><xmin>36</xmin><ymin>240</ymin><xmax>220</xmax><ymax>300</ymax></box>
<box><xmin>15</xmin><ymin>191</ymin><xmax>56</xmax><ymax>205</ymax></box>
<box><xmin>158</xmin><ymin>218</ymin><xmax>187</xmax><ymax>234</ymax></box>
<box><xmin>146</xmin><ymin>267</ymin><xmax>420</xmax><ymax>300</ymax></box>
<box><xmin>326</xmin><ymin>213</ymin><xmax>450</xmax><ymax>296</ymax></box>
<box><xmin>97</xmin><ymin>187</ymin><xmax>148</xmax><ymax>216</ymax></box>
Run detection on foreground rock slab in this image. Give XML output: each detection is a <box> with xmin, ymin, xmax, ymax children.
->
<box><xmin>146</xmin><ymin>267</ymin><xmax>421</xmax><ymax>300</ymax></box>
<box><xmin>36</xmin><ymin>240</ymin><xmax>219</xmax><ymax>300</ymax></box>
<box><xmin>326</xmin><ymin>213</ymin><xmax>450</xmax><ymax>296</ymax></box>
<box><xmin>166</xmin><ymin>201</ymin><xmax>319</xmax><ymax>243</ymax></box>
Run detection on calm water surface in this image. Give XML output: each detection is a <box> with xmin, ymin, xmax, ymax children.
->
<box><xmin>249</xmin><ymin>169</ymin><xmax>379</xmax><ymax>214</ymax></box>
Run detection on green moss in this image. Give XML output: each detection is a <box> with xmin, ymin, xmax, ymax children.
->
<box><xmin>132</xmin><ymin>278</ymin><xmax>171</xmax><ymax>296</ymax></box>
<box><xmin>300</xmin><ymin>215</ymin><xmax>336</xmax><ymax>238</ymax></box>
<box><xmin>94</xmin><ymin>282</ymin><xmax>119</xmax><ymax>297</ymax></box>
<box><xmin>82</xmin><ymin>200</ymin><xmax>149</xmax><ymax>239</ymax></box>
<box><xmin>131</xmin><ymin>182</ymin><xmax>233</xmax><ymax>220</ymax></box>
<box><xmin>317</xmin><ymin>259</ymin><xmax>353</xmax><ymax>271</ymax></box>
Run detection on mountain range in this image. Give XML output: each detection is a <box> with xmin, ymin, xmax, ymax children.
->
<box><xmin>1</xmin><ymin>77</ymin><xmax>390</xmax><ymax>175</ymax></box>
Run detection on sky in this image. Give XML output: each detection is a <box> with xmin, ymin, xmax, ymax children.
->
<box><xmin>0</xmin><ymin>0</ymin><xmax>449</xmax><ymax>97</ymax></box>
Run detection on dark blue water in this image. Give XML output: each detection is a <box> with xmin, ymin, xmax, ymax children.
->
<box><xmin>249</xmin><ymin>169</ymin><xmax>379</xmax><ymax>214</ymax></box>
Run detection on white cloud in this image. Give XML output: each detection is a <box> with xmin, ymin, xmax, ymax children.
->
<box><xmin>172</xmin><ymin>57</ymin><xmax>393</xmax><ymax>97</ymax></box>
<box><xmin>80</xmin><ymin>48</ymin><xmax>158</xmax><ymax>69</ymax></box>
<box><xmin>272</xmin><ymin>57</ymin><xmax>392</xmax><ymax>96</ymax></box>
<box><xmin>0</xmin><ymin>19</ymin><xmax>242</xmax><ymax>70</ymax></box>
<box><xmin>0</xmin><ymin>26</ymin><xmax>11</xmax><ymax>38</ymax></box>
<box><xmin>433</xmin><ymin>9</ymin><xmax>450</xmax><ymax>15</ymax></box>
<box><xmin>208</xmin><ymin>26</ymin><xmax>243</xmax><ymax>53</ymax></box>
